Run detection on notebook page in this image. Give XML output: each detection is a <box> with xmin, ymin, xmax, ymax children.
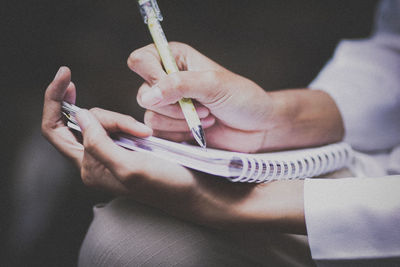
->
<box><xmin>113</xmin><ymin>135</ymin><xmax>243</xmax><ymax>178</ymax></box>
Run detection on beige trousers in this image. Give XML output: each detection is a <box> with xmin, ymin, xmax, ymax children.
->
<box><xmin>78</xmin><ymin>197</ymin><xmax>315</xmax><ymax>267</ymax></box>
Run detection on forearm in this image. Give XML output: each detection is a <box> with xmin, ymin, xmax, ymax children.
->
<box><xmin>238</xmin><ymin>180</ymin><xmax>306</xmax><ymax>234</ymax></box>
<box><xmin>261</xmin><ymin>89</ymin><xmax>344</xmax><ymax>151</ymax></box>
<box><xmin>190</xmin><ymin>177</ymin><xmax>306</xmax><ymax>234</ymax></box>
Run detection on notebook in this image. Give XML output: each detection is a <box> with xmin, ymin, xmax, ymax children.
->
<box><xmin>62</xmin><ymin>101</ymin><xmax>354</xmax><ymax>183</ymax></box>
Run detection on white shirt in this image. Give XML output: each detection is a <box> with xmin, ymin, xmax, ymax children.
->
<box><xmin>305</xmin><ymin>0</ymin><xmax>400</xmax><ymax>265</ymax></box>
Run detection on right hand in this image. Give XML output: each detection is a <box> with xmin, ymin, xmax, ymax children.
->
<box><xmin>128</xmin><ymin>42</ymin><xmax>275</xmax><ymax>153</ymax></box>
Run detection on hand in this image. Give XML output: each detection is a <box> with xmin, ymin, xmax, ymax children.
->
<box><xmin>41</xmin><ymin>67</ymin><xmax>306</xmax><ymax>234</ymax></box>
<box><xmin>75</xmin><ymin>108</ymin><xmax>306</xmax><ymax>234</ymax></box>
<box><xmin>128</xmin><ymin>42</ymin><xmax>274</xmax><ymax>152</ymax></box>
<box><xmin>41</xmin><ymin>66</ymin><xmax>153</xmax><ymax>194</ymax></box>
<box><xmin>128</xmin><ymin>42</ymin><xmax>344</xmax><ymax>152</ymax></box>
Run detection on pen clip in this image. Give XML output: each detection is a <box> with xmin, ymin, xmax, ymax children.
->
<box><xmin>138</xmin><ymin>0</ymin><xmax>163</xmax><ymax>24</ymax></box>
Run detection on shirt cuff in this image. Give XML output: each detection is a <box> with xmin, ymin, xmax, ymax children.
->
<box><xmin>304</xmin><ymin>176</ymin><xmax>400</xmax><ymax>261</ymax></box>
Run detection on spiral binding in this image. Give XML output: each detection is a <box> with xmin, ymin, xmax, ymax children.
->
<box><xmin>229</xmin><ymin>143</ymin><xmax>353</xmax><ymax>183</ymax></box>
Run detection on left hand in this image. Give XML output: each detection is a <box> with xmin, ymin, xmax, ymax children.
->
<box><xmin>75</xmin><ymin>108</ymin><xmax>305</xmax><ymax>233</ymax></box>
<box><xmin>41</xmin><ymin>66</ymin><xmax>154</xmax><ymax>194</ymax></box>
<box><xmin>42</xmin><ymin>66</ymin><xmax>306</xmax><ymax>234</ymax></box>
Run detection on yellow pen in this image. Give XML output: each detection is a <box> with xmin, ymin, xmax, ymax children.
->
<box><xmin>137</xmin><ymin>0</ymin><xmax>206</xmax><ymax>148</ymax></box>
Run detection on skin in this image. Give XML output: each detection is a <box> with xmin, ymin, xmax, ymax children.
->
<box><xmin>131</xmin><ymin>42</ymin><xmax>344</xmax><ymax>152</ymax></box>
<box><xmin>41</xmin><ymin>42</ymin><xmax>344</xmax><ymax>234</ymax></box>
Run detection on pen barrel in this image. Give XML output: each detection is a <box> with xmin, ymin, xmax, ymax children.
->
<box><xmin>145</xmin><ymin>11</ymin><xmax>205</xmax><ymax>147</ymax></box>
<box><xmin>147</xmin><ymin>16</ymin><xmax>178</xmax><ymax>74</ymax></box>
<box><xmin>178</xmin><ymin>98</ymin><xmax>202</xmax><ymax>128</ymax></box>
<box><xmin>147</xmin><ymin>16</ymin><xmax>202</xmax><ymax>129</ymax></box>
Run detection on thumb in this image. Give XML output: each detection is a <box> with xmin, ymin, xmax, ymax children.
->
<box><xmin>139</xmin><ymin>70</ymin><xmax>227</xmax><ymax>108</ymax></box>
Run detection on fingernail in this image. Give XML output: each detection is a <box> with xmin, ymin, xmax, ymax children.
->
<box><xmin>54</xmin><ymin>67</ymin><xmax>64</xmax><ymax>80</ymax></box>
<box><xmin>141</xmin><ymin>86</ymin><xmax>163</xmax><ymax>106</ymax></box>
<box><xmin>76</xmin><ymin>109</ymin><xmax>91</xmax><ymax>131</ymax></box>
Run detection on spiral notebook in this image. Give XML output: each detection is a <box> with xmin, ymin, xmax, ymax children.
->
<box><xmin>62</xmin><ymin>102</ymin><xmax>354</xmax><ymax>183</ymax></box>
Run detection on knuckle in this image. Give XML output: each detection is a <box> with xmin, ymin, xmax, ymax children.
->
<box><xmin>147</xmin><ymin>72</ymin><xmax>161</xmax><ymax>85</ymax></box>
<box><xmin>169</xmin><ymin>73</ymin><xmax>184</xmax><ymax>94</ymax></box>
<box><xmin>115</xmin><ymin>169</ymin><xmax>132</xmax><ymax>184</ymax></box>
<box><xmin>80</xmin><ymin>168</ymin><xmax>94</xmax><ymax>187</ymax></box>
<box><xmin>128</xmin><ymin>49</ymin><xmax>145</xmax><ymax>69</ymax></box>
<box><xmin>168</xmin><ymin>41</ymin><xmax>181</xmax><ymax>47</ymax></box>
<box><xmin>125</xmin><ymin>115</ymin><xmax>137</xmax><ymax>125</ymax></box>
<box><xmin>137</xmin><ymin>88</ymin><xmax>145</xmax><ymax>102</ymax></box>
<box><xmin>115</xmin><ymin>154</ymin><xmax>154</xmax><ymax>185</ymax></box>
<box><xmin>144</xmin><ymin>110</ymin><xmax>157</xmax><ymax>127</ymax></box>
<box><xmin>113</xmin><ymin>163</ymin><xmax>136</xmax><ymax>184</ymax></box>
<box><xmin>89</xmin><ymin>107</ymin><xmax>102</xmax><ymax>117</ymax></box>
<box><xmin>169</xmin><ymin>41</ymin><xmax>188</xmax><ymax>50</ymax></box>
<box><xmin>84</xmin><ymin>133</ymin><xmax>101</xmax><ymax>154</ymax></box>
<box><xmin>122</xmin><ymin>114</ymin><xmax>136</xmax><ymax>126</ymax></box>
<box><xmin>205</xmin><ymin>70</ymin><xmax>224</xmax><ymax>98</ymax></box>
<box><xmin>44</xmin><ymin>86</ymin><xmax>52</xmax><ymax>99</ymax></box>
<box><xmin>205</xmin><ymin>70</ymin><xmax>219</xmax><ymax>85</ymax></box>
<box><xmin>136</xmin><ymin>91</ymin><xmax>144</xmax><ymax>107</ymax></box>
<box><xmin>40</xmin><ymin>122</ymin><xmax>50</xmax><ymax>139</ymax></box>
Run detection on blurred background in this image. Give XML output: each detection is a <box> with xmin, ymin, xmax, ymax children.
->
<box><xmin>1</xmin><ymin>0</ymin><xmax>377</xmax><ymax>266</ymax></box>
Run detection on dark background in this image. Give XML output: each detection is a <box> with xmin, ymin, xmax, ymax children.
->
<box><xmin>1</xmin><ymin>0</ymin><xmax>377</xmax><ymax>266</ymax></box>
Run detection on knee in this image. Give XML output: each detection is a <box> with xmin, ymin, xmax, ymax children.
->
<box><xmin>78</xmin><ymin>201</ymin><xmax>125</xmax><ymax>267</ymax></box>
<box><xmin>78</xmin><ymin>198</ymin><xmax>205</xmax><ymax>267</ymax></box>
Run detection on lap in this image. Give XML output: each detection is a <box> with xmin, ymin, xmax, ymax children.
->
<box><xmin>79</xmin><ymin>197</ymin><xmax>314</xmax><ymax>267</ymax></box>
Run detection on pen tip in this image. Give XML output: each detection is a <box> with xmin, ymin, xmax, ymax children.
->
<box><xmin>191</xmin><ymin>126</ymin><xmax>206</xmax><ymax>149</ymax></box>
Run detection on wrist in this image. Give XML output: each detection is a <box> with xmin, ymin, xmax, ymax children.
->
<box><xmin>260</xmin><ymin>89</ymin><xmax>344</xmax><ymax>151</ymax></box>
<box><xmin>259</xmin><ymin>180</ymin><xmax>306</xmax><ymax>234</ymax></box>
<box><xmin>226</xmin><ymin>180</ymin><xmax>306</xmax><ymax>234</ymax></box>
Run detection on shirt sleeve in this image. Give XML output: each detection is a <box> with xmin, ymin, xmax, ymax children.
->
<box><xmin>304</xmin><ymin>1</ymin><xmax>400</xmax><ymax>266</ymax></box>
<box><xmin>309</xmin><ymin>0</ymin><xmax>400</xmax><ymax>152</ymax></box>
<box><xmin>304</xmin><ymin>176</ymin><xmax>400</xmax><ymax>266</ymax></box>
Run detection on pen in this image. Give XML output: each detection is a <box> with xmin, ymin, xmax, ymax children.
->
<box><xmin>137</xmin><ymin>0</ymin><xmax>206</xmax><ymax>149</ymax></box>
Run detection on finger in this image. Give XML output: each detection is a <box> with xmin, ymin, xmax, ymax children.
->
<box><xmin>89</xmin><ymin>107</ymin><xmax>152</xmax><ymax>137</ymax></box>
<box><xmin>128</xmin><ymin>42</ymin><xmax>207</xmax><ymax>79</ymax></box>
<box><xmin>64</xmin><ymin>81</ymin><xmax>76</xmax><ymax>104</ymax></box>
<box><xmin>75</xmin><ymin>109</ymin><xmax>139</xmax><ymax>178</ymax></box>
<box><xmin>41</xmin><ymin>67</ymin><xmax>84</xmax><ymax>164</ymax></box>
<box><xmin>127</xmin><ymin>43</ymin><xmax>195</xmax><ymax>85</ymax></box>
<box><xmin>44</xmin><ymin>67</ymin><xmax>72</xmax><ymax>102</ymax></box>
<box><xmin>127</xmin><ymin>44</ymin><xmax>167</xmax><ymax>86</ymax></box>
<box><xmin>139</xmin><ymin>70</ymin><xmax>227</xmax><ymax>108</ymax></box>
<box><xmin>137</xmin><ymin>83</ymin><xmax>210</xmax><ymax>119</ymax></box>
<box><xmin>152</xmin><ymin>130</ymin><xmax>194</xmax><ymax>143</ymax></box>
<box><xmin>169</xmin><ymin>42</ymin><xmax>225</xmax><ymax>72</ymax></box>
<box><xmin>144</xmin><ymin>110</ymin><xmax>216</xmax><ymax>131</ymax></box>
<box><xmin>149</xmin><ymin>103</ymin><xmax>210</xmax><ymax>119</ymax></box>
<box><xmin>39</xmin><ymin>67</ymin><xmax>87</xmax><ymax>170</ymax></box>
<box><xmin>42</xmin><ymin>67</ymin><xmax>72</xmax><ymax>131</ymax></box>
<box><xmin>149</xmin><ymin>102</ymin><xmax>210</xmax><ymax>119</ymax></box>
